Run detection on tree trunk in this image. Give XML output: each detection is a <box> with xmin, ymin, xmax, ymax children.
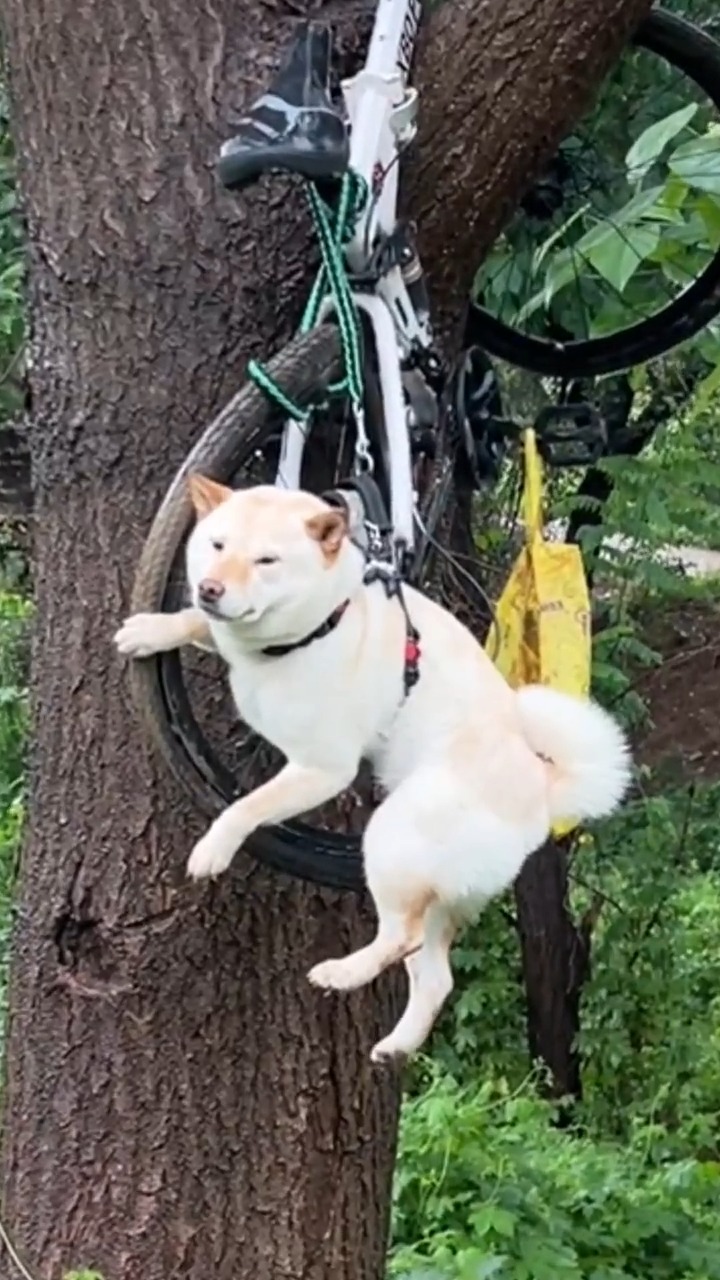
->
<box><xmin>513</xmin><ymin>841</ymin><xmax>592</xmax><ymax>1100</ymax></box>
<box><xmin>1</xmin><ymin>0</ymin><xmax>654</xmax><ymax>1275</ymax></box>
<box><xmin>0</xmin><ymin>5</ymin><xmax>400</xmax><ymax>1279</ymax></box>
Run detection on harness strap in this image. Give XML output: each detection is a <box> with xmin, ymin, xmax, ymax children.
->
<box><xmin>261</xmin><ymin>600</ymin><xmax>350</xmax><ymax>658</ymax></box>
<box><xmin>258</xmin><ymin>582</ymin><xmax>419</xmax><ymax>697</ymax></box>
<box><xmin>324</xmin><ymin>476</ymin><xmax>422</xmax><ymax>699</ymax></box>
<box><xmin>398</xmin><ymin>590</ymin><xmax>421</xmax><ymax>697</ymax></box>
<box><xmin>322</xmin><ymin>476</ymin><xmax>391</xmax><ymax>536</ymax></box>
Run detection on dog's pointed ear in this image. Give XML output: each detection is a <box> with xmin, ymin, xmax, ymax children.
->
<box><xmin>306</xmin><ymin>508</ymin><xmax>348</xmax><ymax>560</ymax></box>
<box><xmin>188</xmin><ymin>474</ymin><xmax>232</xmax><ymax>518</ymax></box>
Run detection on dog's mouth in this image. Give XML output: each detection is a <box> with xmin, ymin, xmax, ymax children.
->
<box><xmin>198</xmin><ymin>600</ymin><xmax>257</xmax><ymax>623</ymax></box>
<box><xmin>197</xmin><ymin>600</ymin><xmax>226</xmax><ymax>620</ymax></box>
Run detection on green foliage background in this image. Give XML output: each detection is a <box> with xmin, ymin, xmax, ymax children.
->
<box><xmin>476</xmin><ymin>0</ymin><xmax>720</xmax><ymax>395</ymax></box>
<box><xmin>396</xmin><ymin>4</ymin><xmax>720</xmax><ymax>1274</ymax></box>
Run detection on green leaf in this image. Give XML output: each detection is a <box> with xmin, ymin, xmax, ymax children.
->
<box><xmin>513</xmin><ymin>250</ymin><xmax>575</xmax><ymax>324</ymax></box>
<box><xmin>581</xmin><ymin>223</ymin><xmax>661</xmax><ymax>294</ymax></box>
<box><xmin>542</xmin><ymin>249</ymin><xmax>581</xmax><ymax>304</ymax></box>
<box><xmin>697</xmin><ymin>193</ymin><xmax>720</xmax><ymax>248</ymax></box>
<box><xmin>645</xmin><ymin>489</ymin><xmax>670</xmax><ymax>535</ymax></box>
<box><xmin>669</xmin><ymin>132</ymin><xmax>720</xmax><ymax>195</ymax></box>
<box><xmin>473</xmin><ymin>1258</ymin><xmax>507</xmax><ymax>1280</ymax></box>
<box><xmin>489</xmin><ymin>1208</ymin><xmax>516</xmax><ymax>1239</ymax></box>
<box><xmin>604</xmin><ymin>184</ymin><xmax>668</xmax><ymax>227</ymax></box>
<box><xmin>661</xmin><ymin>174</ymin><xmax>690</xmax><ymax>213</ymax></box>
<box><xmin>626</xmin><ymin>103</ymin><xmax>698</xmax><ymax>180</ymax></box>
<box><xmin>470</xmin><ymin>1205</ymin><xmax>517</xmax><ymax>1239</ymax></box>
<box><xmin>692</xmin><ymin>361</ymin><xmax>720</xmax><ymax>416</ymax></box>
<box><xmin>532</xmin><ymin>203</ymin><xmax>591</xmax><ymax>272</ymax></box>
<box><xmin>398</xmin><ymin>1272</ymin><xmax>446</xmax><ymax>1280</ymax></box>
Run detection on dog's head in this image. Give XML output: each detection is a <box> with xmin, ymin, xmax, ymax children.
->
<box><xmin>185</xmin><ymin>477</ymin><xmax>353</xmax><ymax>631</ymax></box>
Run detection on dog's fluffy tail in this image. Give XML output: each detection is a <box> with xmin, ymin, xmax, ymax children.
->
<box><xmin>516</xmin><ymin>685</ymin><xmax>631</xmax><ymax>822</ymax></box>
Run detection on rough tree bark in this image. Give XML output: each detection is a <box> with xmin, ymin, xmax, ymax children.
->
<box><xmin>0</xmin><ymin>0</ymin><xmax>652</xmax><ymax>1277</ymax></box>
<box><xmin>0</xmin><ymin>5</ymin><xmax>401</xmax><ymax>1279</ymax></box>
<box><xmin>513</xmin><ymin>840</ymin><xmax>594</xmax><ymax>1100</ymax></box>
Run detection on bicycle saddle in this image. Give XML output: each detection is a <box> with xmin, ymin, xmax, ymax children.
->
<box><xmin>217</xmin><ymin>22</ymin><xmax>350</xmax><ymax>192</ymax></box>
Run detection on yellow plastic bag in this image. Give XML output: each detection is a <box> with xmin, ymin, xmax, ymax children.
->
<box><xmin>485</xmin><ymin>429</ymin><xmax>591</xmax><ymax>836</ymax></box>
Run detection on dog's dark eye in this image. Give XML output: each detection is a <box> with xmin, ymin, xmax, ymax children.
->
<box><xmin>255</xmin><ymin>555</ymin><xmax>279</xmax><ymax>566</ymax></box>
<box><xmin>211</xmin><ymin>539</ymin><xmax>225</xmax><ymax>552</ymax></box>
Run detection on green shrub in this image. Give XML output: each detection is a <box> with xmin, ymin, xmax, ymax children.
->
<box><xmin>0</xmin><ymin>80</ymin><xmax>25</xmax><ymax>422</ymax></box>
<box><xmin>0</xmin><ymin>589</ymin><xmax>29</xmax><ymax>802</ymax></box>
<box><xmin>419</xmin><ymin>782</ymin><xmax>720</xmax><ymax>1144</ymax></box>
<box><xmin>576</xmin><ymin>787</ymin><xmax>720</xmax><ymax>1152</ymax></box>
<box><xmin>390</xmin><ymin>1071</ymin><xmax>720</xmax><ymax>1280</ymax></box>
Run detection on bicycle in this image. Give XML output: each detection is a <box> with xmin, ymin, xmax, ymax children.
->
<box><xmin>125</xmin><ymin>4</ymin><xmax>720</xmax><ymax>891</ymax></box>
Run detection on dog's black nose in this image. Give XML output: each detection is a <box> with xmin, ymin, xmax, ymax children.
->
<box><xmin>198</xmin><ymin>578</ymin><xmax>225</xmax><ymax>604</ymax></box>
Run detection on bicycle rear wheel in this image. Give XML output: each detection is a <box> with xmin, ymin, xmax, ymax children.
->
<box><xmin>469</xmin><ymin>9</ymin><xmax>720</xmax><ymax>379</ymax></box>
<box><xmin>129</xmin><ymin>323</ymin><xmax>385</xmax><ymax>891</ymax></box>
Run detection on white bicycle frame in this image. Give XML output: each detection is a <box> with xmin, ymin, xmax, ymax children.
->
<box><xmin>275</xmin><ymin>0</ymin><xmax>431</xmax><ymax>553</ymax></box>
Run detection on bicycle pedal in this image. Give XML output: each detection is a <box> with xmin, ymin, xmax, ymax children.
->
<box><xmin>534</xmin><ymin>402</ymin><xmax>606</xmax><ymax>467</ymax></box>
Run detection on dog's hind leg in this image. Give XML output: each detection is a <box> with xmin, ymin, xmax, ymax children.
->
<box><xmin>308</xmin><ymin>892</ymin><xmax>433</xmax><ymax>993</ymax></box>
<box><xmin>307</xmin><ymin>779</ymin><xmax>443</xmax><ymax>993</ymax></box>
<box><xmin>370</xmin><ymin>903</ymin><xmax>457</xmax><ymax>1062</ymax></box>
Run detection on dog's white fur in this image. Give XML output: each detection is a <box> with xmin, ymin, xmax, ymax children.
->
<box><xmin>115</xmin><ymin>480</ymin><xmax>631</xmax><ymax>1062</ymax></box>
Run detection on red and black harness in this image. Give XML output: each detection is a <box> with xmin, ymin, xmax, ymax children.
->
<box><xmin>261</xmin><ymin>476</ymin><xmax>421</xmax><ymax>699</ymax></box>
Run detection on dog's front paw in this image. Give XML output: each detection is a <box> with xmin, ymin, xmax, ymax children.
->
<box><xmin>114</xmin><ymin>613</ymin><xmax>174</xmax><ymax>658</ymax></box>
<box><xmin>187</xmin><ymin>806</ymin><xmax>254</xmax><ymax>881</ymax></box>
<box><xmin>186</xmin><ymin>828</ymin><xmax>237</xmax><ymax>880</ymax></box>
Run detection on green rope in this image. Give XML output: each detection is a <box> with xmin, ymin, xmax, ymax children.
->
<box><xmin>248</xmin><ymin>172</ymin><xmax>368</xmax><ymax>424</ymax></box>
<box><xmin>247</xmin><ymin>361</ymin><xmax>311</xmax><ymax>423</ymax></box>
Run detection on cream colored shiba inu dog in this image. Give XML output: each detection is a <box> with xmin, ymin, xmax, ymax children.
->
<box><xmin>115</xmin><ymin>478</ymin><xmax>631</xmax><ymax>1061</ymax></box>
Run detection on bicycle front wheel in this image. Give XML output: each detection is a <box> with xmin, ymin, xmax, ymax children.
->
<box><xmin>468</xmin><ymin>9</ymin><xmax>720</xmax><ymax>379</ymax></box>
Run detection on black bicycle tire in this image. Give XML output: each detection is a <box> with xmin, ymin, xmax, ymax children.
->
<box><xmin>129</xmin><ymin>323</ymin><xmax>387</xmax><ymax>892</ymax></box>
<box><xmin>468</xmin><ymin>8</ymin><xmax>720</xmax><ymax>380</ymax></box>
